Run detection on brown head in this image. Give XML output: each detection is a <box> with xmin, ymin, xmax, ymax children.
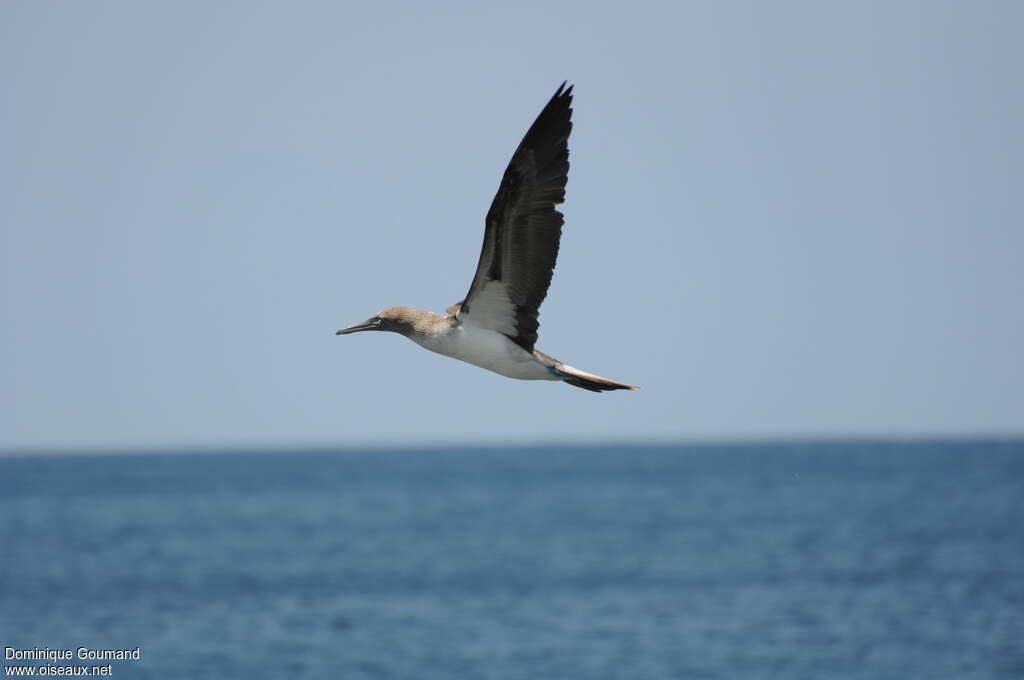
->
<box><xmin>335</xmin><ymin>306</ymin><xmax>443</xmax><ymax>338</ymax></box>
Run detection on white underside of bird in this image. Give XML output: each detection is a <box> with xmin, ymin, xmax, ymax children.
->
<box><xmin>414</xmin><ymin>322</ymin><xmax>559</xmax><ymax>381</ymax></box>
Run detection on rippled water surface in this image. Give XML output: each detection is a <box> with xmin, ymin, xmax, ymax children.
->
<box><xmin>2</xmin><ymin>440</ymin><xmax>1022</xmax><ymax>679</ymax></box>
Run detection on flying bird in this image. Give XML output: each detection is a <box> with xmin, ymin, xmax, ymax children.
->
<box><xmin>337</xmin><ymin>83</ymin><xmax>637</xmax><ymax>392</ymax></box>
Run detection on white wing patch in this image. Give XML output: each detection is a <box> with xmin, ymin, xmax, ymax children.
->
<box><xmin>459</xmin><ymin>281</ymin><xmax>517</xmax><ymax>337</ymax></box>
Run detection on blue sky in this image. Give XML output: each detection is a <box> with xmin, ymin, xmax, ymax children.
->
<box><xmin>2</xmin><ymin>1</ymin><xmax>1022</xmax><ymax>450</ymax></box>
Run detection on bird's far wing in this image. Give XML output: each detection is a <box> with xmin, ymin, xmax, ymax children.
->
<box><xmin>452</xmin><ymin>83</ymin><xmax>573</xmax><ymax>352</ymax></box>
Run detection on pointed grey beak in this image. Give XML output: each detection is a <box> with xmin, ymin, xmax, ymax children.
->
<box><xmin>335</xmin><ymin>318</ymin><xmax>380</xmax><ymax>335</ymax></box>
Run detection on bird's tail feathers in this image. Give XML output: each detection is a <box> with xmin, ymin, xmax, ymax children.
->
<box><xmin>554</xmin><ymin>363</ymin><xmax>638</xmax><ymax>393</ymax></box>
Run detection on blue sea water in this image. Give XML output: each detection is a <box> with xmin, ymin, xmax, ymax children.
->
<box><xmin>1</xmin><ymin>440</ymin><xmax>1022</xmax><ymax>679</ymax></box>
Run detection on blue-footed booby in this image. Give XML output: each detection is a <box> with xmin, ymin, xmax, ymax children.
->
<box><xmin>337</xmin><ymin>83</ymin><xmax>637</xmax><ymax>392</ymax></box>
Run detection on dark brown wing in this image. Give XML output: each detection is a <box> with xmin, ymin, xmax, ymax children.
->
<box><xmin>453</xmin><ymin>83</ymin><xmax>573</xmax><ymax>352</ymax></box>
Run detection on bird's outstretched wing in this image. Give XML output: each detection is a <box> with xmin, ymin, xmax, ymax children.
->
<box><xmin>450</xmin><ymin>83</ymin><xmax>573</xmax><ymax>352</ymax></box>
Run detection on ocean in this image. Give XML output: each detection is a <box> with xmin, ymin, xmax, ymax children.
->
<box><xmin>1</xmin><ymin>440</ymin><xmax>1022</xmax><ymax>679</ymax></box>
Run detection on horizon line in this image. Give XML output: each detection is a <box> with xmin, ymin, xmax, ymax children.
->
<box><xmin>2</xmin><ymin>432</ymin><xmax>1022</xmax><ymax>458</ymax></box>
